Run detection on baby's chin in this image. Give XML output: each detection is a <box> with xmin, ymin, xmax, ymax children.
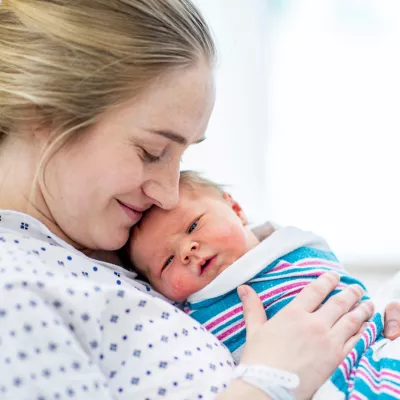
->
<box><xmin>163</xmin><ymin>288</ymin><xmax>193</xmax><ymax>303</ymax></box>
<box><xmin>215</xmin><ymin>262</ymin><xmax>232</xmax><ymax>276</ymax></box>
<box><xmin>159</xmin><ymin>282</ymin><xmax>202</xmax><ymax>303</ymax></box>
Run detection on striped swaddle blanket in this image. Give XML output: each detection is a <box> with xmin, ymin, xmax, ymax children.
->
<box><xmin>186</xmin><ymin>227</ymin><xmax>400</xmax><ymax>399</ymax></box>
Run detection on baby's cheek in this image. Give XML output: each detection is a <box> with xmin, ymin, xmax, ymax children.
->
<box><xmin>169</xmin><ymin>273</ymin><xmax>200</xmax><ymax>301</ymax></box>
<box><xmin>215</xmin><ymin>223</ymin><xmax>248</xmax><ymax>257</ymax></box>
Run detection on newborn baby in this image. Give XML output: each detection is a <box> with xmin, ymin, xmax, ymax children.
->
<box><xmin>128</xmin><ymin>171</ymin><xmax>400</xmax><ymax>399</ymax></box>
<box><xmin>129</xmin><ymin>171</ymin><xmax>260</xmax><ymax>301</ymax></box>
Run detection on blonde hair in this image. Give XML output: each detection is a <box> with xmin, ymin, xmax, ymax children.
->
<box><xmin>179</xmin><ymin>170</ymin><xmax>225</xmax><ymax>196</ymax></box>
<box><xmin>0</xmin><ymin>0</ymin><xmax>215</xmax><ymax>171</ymax></box>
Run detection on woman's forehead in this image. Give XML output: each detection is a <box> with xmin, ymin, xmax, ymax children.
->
<box><xmin>137</xmin><ymin>64</ymin><xmax>215</xmax><ymax>138</ymax></box>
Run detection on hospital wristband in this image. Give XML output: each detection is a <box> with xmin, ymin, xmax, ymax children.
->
<box><xmin>232</xmin><ymin>364</ymin><xmax>300</xmax><ymax>400</ymax></box>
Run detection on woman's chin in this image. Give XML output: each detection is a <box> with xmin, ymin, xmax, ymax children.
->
<box><xmin>94</xmin><ymin>226</ymin><xmax>130</xmax><ymax>252</ymax></box>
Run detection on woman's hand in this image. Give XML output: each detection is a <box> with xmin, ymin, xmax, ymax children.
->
<box><xmin>384</xmin><ymin>301</ymin><xmax>400</xmax><ymax>340</ymax></box>
<box><xmin>239</xmin><ymin>272</ymin><xmax>374</xmax><ymax>400</ymax></box>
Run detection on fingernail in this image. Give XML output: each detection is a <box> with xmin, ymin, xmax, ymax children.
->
<box><xmin>326</xmin><ymin>272</ymin><xmax>339</xmax><ymax>279</ymax></box>
<box><xmin>238</xmin><ymin>285</ymin><xmax>248</xmax><ymax>301</ymax></box>
<box><xmin>361</xmin><ymin>322</ymin><xmax>369</xmax><ymax>331</ymax></box>
<box><xmin>362</xmin><ymin>300</ymin><xmax>374</xmax><ymax>313</ymax></box>
<box><xmin>386</xmin><ymin>321</ymin><xmax>400</xmax><ymax>337</ymax></box>
<box><xmin>350</xmin><ymin>284</ymin><xmax>363</xmax><ymax>295</ymax></box>
<box><xmin>325</xmin><ymin>272</ymin><xmax>340</xmax><ymax>284</ymax></box>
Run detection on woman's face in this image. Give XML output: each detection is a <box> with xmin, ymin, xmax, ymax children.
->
<box><xmin>43</xmin><ymin>63</ymin><xmax>215</xmax><ymax>251</ymax></box>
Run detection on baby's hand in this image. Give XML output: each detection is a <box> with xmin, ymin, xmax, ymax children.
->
<box><xmin>384</xmin><ymin>302</ymin><xmax>400</xmax><ymax>340</ymax></box>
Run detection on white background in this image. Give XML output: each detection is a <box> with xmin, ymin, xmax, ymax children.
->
<box><xmin>184</xmin><ymin>0</ymin><xmax>400</xmax><ymax>268</ymax></box>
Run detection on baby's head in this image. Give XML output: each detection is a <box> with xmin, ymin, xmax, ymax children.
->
<box><xmin>128</xmin><ymin>171</ymin><xmax>260</xmax><ymax>301</ymax></box>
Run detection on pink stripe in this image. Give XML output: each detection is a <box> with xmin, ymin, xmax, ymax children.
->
<box><xmin>214</xmin><ymin>286</ymin><xmax>307</xmax><ymax>340</ymax></box>
<box><xmin>270</xmin><ymin>261</ymin><xmax>291</xmax><ymax>272</ymax></box>
<box><xmin>264</xmin><ymin>270</ymin><xmax>348</xmax><ymax>283</ymax></box>
<box><xmin>338</xmin><ymin>350</ymin><xmax>353</xmax><ymax>381</ymax></box>
<box><xmin>349</xmin><ymin>394</ymin><xmax>364</xmax><ymax>400</ymax></box>
<box><xmin>341</xmin><ymin>358</ymin><xmax>351</xmax><ymax>380</ymax></box>
<box><xmin>358</xmin><ymin>370</ymin><xmax>380</xmax><ymax>391</ymax></box>
<box><xmin>207</xmin><ymin>264</ymin><xmax>373</xmax><ymax>337</ymax></box>
<box><xmin>360</xmin><ymin>358</ymin><xmax>400</xmax><ymax>383</ymax></box>
<box><xmin>348</xmin><ymin>369</ymin><xmax>357</xmax><ymax>392</ymax></box>
<box><xmin>270</xmin><ymin>258</ymin><xmax>342</xmax><ymax>273</ymax></box>
<box><xmin>358</xmin><ymin>322</ymin><xmax>377</xmax><ymax>349</ymax></box>
<box><xmin>350</xmin><ymin>349</ymin><xmax>357</xmax><ymax>365</ymax></box>
<box><xmin>381</xmin><ymin>384</ymin><xmax>400</xmax><ymax>396</ymax></box>
<box><xmin>213</xmin><ymin>284</ymin><xmax>309</xmax><ymax>341</ymax></box>
<box><xmin>359</xmin><ymin>359</ymin><xmax>380</xmax><ymax>380</ymax></box>
<box><xmin>340</xmin><ymin>348</ymin><xmax>358</xmax><ymax>380</ymax></box>
<box><xmin>361</xmin><ymin>331</ymin><xmax>370</xmax><ymax>348</ymax></box>
<box><xmin>215</xmin><ymin>277</ymin><xmax>347</xmax><ymax>342</ymax></box>
<box><xmin>370</xmin><ymin>323</ymin><xmax>377</xmax><ymax>339</ymax></box>
<box><xmin>266</xmin><ymin>271</ymin><xmax>321</xmax><ymax>279</ymax></box>
<box><xmin>267</xmin><ymin>289</ymin><xmax>302</xmax><ymax>307</ymax></box>
<box><xmin>298</xmin><ymin>260</ymin><xmax>343</xmax><ymax>269</ymax></box>
<box><xmin>217</xmin><ymin>320</ymin><xmax>245</xmax><ymax>341</ymax></box>
<box><xmin>300</xmin><ymin>260</ymin><xmax>342</xmax><ymax>268</ymax></box>
<box><xmin>207</xmin><ymin>281</ymin><xmax>310</xmax><ymax>332</ymax></box>
<box><xmin>205</xmin><ymin>305</ymin><xmax>243</xmax><ymax>330</ymax></box>
<box><xmin>259</xmin><ymin>281</ymin><xmax>310</xmax><ymax>302</ymax></box>
<box><xmin>382</xmin><ymin>370</ymin><xmax>400</xmax><ymax>382</ymax></box>
<box><xmin>357</xmin><ymin>369</ymin><xmax>400</xmax><ymax>395</ymax></box>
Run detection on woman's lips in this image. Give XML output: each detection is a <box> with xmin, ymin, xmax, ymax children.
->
<box><xmin>118</xmin><ymin>200</ymin><xmax>143</xmax><ymax>223</ymax></box>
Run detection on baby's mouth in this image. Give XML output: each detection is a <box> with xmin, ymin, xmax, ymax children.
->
<box><xmin>200</xmin><ymin>256</ymin><xmax>217</xmax><ymax>275</ymax></box>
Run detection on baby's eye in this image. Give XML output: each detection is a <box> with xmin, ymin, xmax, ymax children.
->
<box><xmin>188</xmin><ymin>220</ymin><xmax>198</xmax><ymax>234</ymax></box>
<box><xmin>163</xmin><ymin>256</ymin><xmax>174</xmax><ymax>269</ymax></box>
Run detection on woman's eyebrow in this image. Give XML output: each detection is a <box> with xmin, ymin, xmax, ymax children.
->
<box><xmin>150</xmin><ymin>129</ymin><xmax>206</xmax><ymax>145</ymax></box>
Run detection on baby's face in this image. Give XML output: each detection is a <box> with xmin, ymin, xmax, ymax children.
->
<box><xmin>129</xmin><ymin>186</ymin><xmax>259</xmax><ymax>301</ymax></box>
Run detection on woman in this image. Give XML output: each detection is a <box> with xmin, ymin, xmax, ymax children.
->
<box><xmin>0</xmin><ymin>1</ymin><xmax>399</xmax><ymax>399</ymax></box>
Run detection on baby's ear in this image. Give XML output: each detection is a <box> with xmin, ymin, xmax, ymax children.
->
<box><xmin>222</xmin><ymin>193</ymin><xmax>248</xmax><ymax>226</ymax></box>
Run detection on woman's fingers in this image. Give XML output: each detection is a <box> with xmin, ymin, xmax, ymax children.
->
<box><xmin>384</xmin><ymin>302</ymin><xmax>400</xmax><ymax>340</ymax></box>
<box><xmin>290</xmin><ymin>272</ymin><xmax>340</xmax><ymax>313</ymax></box>
<box><xmin>238</xmin><ymin>285</ymin><xmax>267</xmax><ymax>340</ymax></box>
<box><xmin>314</xmin><ymin>284</ymin><xmax>364</xmax><ymax>327</ymax></box>
<box><xmin>333</xmin><ymin>300</ymin><xmax>374</xmax><ymax>348</ymax></box>
<box><xmin>342</xmin><ymin>322</ymin><xmax>370</xmax><ymax>355</ymax></box>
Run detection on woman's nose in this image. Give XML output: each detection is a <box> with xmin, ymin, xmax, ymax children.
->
<box><xmin>148</xmin><ymin>183</ymin><xmax>179</xmax><ymax>210</ymax></box>
<box><xmin>141</xmin><ymin>162</ymin><xmax>180</xmax><ymax>210</ymax></box>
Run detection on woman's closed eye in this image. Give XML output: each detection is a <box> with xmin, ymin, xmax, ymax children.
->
<box><xmin>133</xmin><ymin>140</ymin><xmax>165</xmax><ymax>164</ymax></box>
<box><xmin>141</xmin><ymin>148</ymin><xmax>162</xmax><ymax>164</ymax></box>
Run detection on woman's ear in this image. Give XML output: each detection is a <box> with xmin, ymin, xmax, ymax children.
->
<box><xmin>223</xmin><ymin>192</ymin><xmax>248</xmax><ymax>226</ymax></box>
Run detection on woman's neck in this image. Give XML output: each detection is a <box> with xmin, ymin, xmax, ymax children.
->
<box><xmin>0</xmin><ymin>136</ymin><xmax>123</xmax><ymax>266</ymax></box>
<box><xmin>0</xmin><ymin>136</ymin><xmax>65</xmax><ymax>237</ymax></box>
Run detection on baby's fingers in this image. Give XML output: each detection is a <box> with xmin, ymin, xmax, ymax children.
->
<box><xmin>384</xmin><ymin>302</ymin><xmax>400</xmax><ymax>340</ymax></box>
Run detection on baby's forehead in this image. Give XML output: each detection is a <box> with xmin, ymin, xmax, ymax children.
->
<box><xmin>135</xmin><ymin>184</ymin><xmax>218</xmax><ymax>235</ymax></box>
<box><xmin>179</xmin><ymin>181</ymin><xmax>219</xmax><ymax>197</ymax></box>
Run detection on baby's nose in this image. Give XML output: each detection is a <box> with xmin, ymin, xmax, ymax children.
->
<box><xmin>181</xmin><ymin>241</ymin><xmax>199</xmax><ymax>263</ymax></box>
